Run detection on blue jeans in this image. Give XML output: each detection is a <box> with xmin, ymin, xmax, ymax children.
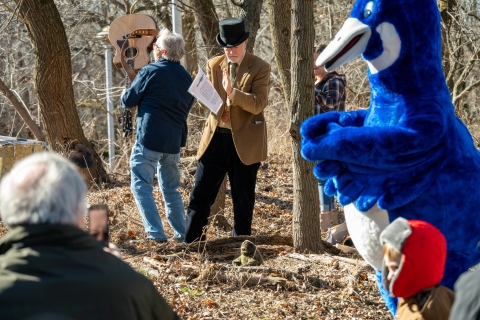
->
<box><xmin>318</xmin><ymin>178</ymin><xmax>334</xmax><ymax>212</ymax></box>
<box><xmin>130</xmin><ymin>142</ymin><xmax>185</xmax><ymax>241</ymax></box>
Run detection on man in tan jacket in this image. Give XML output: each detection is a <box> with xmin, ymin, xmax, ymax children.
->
<box><xmin>185</xmin><ymin>17</ymin><xmax>270</xmax><ymax>243</ymax></box>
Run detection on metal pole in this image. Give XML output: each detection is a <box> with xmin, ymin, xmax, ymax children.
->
<box><xmin>172</xmin><ymin>0</ymin><xmax>183</xmax><ymax>36</ymax></box>
<box><xmin>104</xmin><ymin>44</ymin><xmax>115</xmax><ymax>169</ymax></box>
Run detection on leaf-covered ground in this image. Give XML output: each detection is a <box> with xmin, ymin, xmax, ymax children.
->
<box><xmin>85</xmin><ymin>154</ymin><xmax>392</xmax><ymax>320</ymax></box>
<box><xmin>0</xmin><ymin>154</ymin><xmax>392</xmax><ymax>319</ymax></box>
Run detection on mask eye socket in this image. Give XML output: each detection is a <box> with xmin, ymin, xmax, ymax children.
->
<box><xmin>363</xmin><ymin>1</ymin><xmax>374</xmax><ymax>18</ymax></box>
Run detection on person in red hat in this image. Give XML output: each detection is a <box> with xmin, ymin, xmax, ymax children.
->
<box><xmin>380</xmin><ymin>217</ymin><xmax>455</xmax><ymax>319</ymax></box>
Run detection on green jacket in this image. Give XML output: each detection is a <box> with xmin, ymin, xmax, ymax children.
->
<box><xmin>0</xmin><ymin>224</ymin><xmax>178</xmax><ymax>320</ymax></box>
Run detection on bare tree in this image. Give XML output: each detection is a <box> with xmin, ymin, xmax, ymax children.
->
<box><xmin>0</xmin><ymin>76</ymin><xmax>44</xmax><ymax>141</ymax></box>
<box><xmin>189</xmin><ymin>0</ymin><xmax>223</xmax><ymax>56</ymax></box>
<box><xmin>183</xmin><ymin>0</ymin><xmax>199</xmax><ymax>74</ymax></box>
<box><xmin>231</xmin><ymin>0</ymin><xmax>264</xmax><ymax>53</ymax></box>
<box><xmin>267</xmin><ymin>0</ymin><xmax>291</xmax><ymax>103</ymax></box>
<box><xmin>290</xmin><ymin>0</ymin><xmax>322</xmax><ymax>253</ymax></box>
<box><xmin>12</xmin><ymin>0</ymin><xmax>108</xmax><ymax>183</ymax></box>
<box><xmin>440</xmin><ymin>0</ymin><xmax>480</xmax><ymax>119</ymax></box>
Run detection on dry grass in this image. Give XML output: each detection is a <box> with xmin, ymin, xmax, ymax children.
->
<box><xmin>78</xmin><ymin>153</ymin><xmax>392</xmax><ymax>319</ymax></box>
<box><xmin>79</xmin><ymin>123</ymin><xmax>392</xmax><ymax>320</ymax></box>
<box><xmin>43</xmin><ymin>93</ymin><xmax>393</xmax><ymax>318</ymax></box>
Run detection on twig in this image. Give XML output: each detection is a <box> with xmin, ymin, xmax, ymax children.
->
<box><xmin>230</xmin><ymin>0</ymin><xmax>243</xmax><ymax>8</ymax></box>
<box><xmin>0</xmin><ymin>0</ymin><xmax>25</xmax><ymax>34</ymax></box>
<box><xmin>179</xmin><ymin>264</ymin><xmax>329</xmax><ymax>288</ymax></box>
<box><xmin>130</xmin><ymin>0</ymin><xmax>141</xmax><ymax>13</ymax></box>
<box><xmin>287</xmin><ymin>252</ymin><xmax>372</xmax><ymax>270</ymax></box>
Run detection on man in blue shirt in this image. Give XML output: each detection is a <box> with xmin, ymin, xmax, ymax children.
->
<box><xmin>122</xmin><ymin>29</ymin><xmax>194</xmax><ymax>243</ymax></box>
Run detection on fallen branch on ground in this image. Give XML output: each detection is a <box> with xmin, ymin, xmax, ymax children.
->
<box><xmin>156</xmin><ymin>235</ymin><xmax>294</xmax><ymax>254</ymax></box>
<box><xmin>179</xmin><ymin>264</ymin><xmax>329</xmax><ymax>288</ymax></box>
<box><xmin>288</xmin><ymin>252</ymin><xmax>371</xmax><ymax>270</ymax></box>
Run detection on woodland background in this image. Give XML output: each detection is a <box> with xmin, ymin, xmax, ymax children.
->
<box><xmin>0</xmin><ymin>0</ymin><xmax>479</xmax><ymax>319</ymax></box>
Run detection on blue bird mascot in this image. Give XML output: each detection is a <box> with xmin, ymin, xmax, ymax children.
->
<box><xmin>300</xmin><ymin>0</ymin><xmax>480</xmax><ymax>316</ymax></box>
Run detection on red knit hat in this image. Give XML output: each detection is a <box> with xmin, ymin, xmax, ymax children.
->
<box><xmin>379</xmin><ymin>218</ymin><xmax>447</xmax><ymax>298</ymax></box>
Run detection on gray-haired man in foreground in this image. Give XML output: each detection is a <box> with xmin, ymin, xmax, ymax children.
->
<box><xmin>0</xmin><ymin>152</ymin><xmax>178</xmax><ymax>320</ymax></box>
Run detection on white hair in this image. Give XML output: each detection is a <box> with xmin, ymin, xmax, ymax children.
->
<box><xmin>156</xmin><ymin>28</ymin><xmax>185</xmax><ymax>62</ymax></box>
<box><xmin>0</xmin><ymin>152</ymin><xmax>87</xmax><ymax>227</ymax></box>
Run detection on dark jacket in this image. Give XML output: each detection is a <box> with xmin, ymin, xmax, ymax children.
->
<box><xmin>122</xmin><ymin>58</ymin><xmax>194</xmax><ymax>154</ymax></box>
<box><xmin>0</xmin><ymin>224</ymin><xmax>178</xmax><ymax>320</ymax></box>
<box><xmin>449</xmin><ymin>268</ymin><xmax>480</xmax><ymax>320</ymax></box>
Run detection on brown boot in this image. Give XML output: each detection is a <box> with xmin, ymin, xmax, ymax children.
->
<box><xmin>320</xmin><ymin>211</ymin><xmax>331</xmax><ymax>231</ymax></box>
<box><xmin>330</xmin><ymin>210</ymin><xmax>339</xmax><ymax>225</ymax></box>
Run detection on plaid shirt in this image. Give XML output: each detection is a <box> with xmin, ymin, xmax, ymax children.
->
<box><xmin>314</xmin><ymin>72</ymin><xmax>346</xmax><ymax>115</ymax></box>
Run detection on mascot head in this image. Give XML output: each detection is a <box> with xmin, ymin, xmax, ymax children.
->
<box><xmin>317</xmin><ymin>0</ymin><xmax>447</xmax><ymax>97</ymax></box>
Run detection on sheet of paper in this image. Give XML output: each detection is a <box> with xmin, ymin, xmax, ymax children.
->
<box><xmin>188</xmin><ymin>66</ymin><xmax>223</xmax><ymax>114</ymax></box>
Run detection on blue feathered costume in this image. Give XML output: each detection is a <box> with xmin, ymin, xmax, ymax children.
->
<box><xmin>301</xmin><ymin>0</ymin><xmax>480</xmax><ymax>315</ymax></box>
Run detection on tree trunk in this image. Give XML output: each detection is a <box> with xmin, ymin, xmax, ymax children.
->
<box><xmin>290</xmin><ymin>0</ymin><xmax>323</xmax><ymax>253</ymax></box>
<box><xmin>267</xmin><ymin>0</ymin><xmax>291</xmax><ymax>103</ymax></box>
<box><xmin>232</xmin><ymin>0</ymin><xmax>264</xmax><ymax>53</ymax></box>
<box><xmin>15</xmin><ymin>0</ymin><xmax>108</xmax><ymax>184</ymax></box>
<box><xmin>0</xmin><ymin>76</ymin><xmax>45</xmax><ymax>141</ymax></box>
<box><xmin>440</xmin><ymin>0</ymin><xmax>457</xmax><ymax>91</ymax></box>
<box><xmin>209</xmin><ymin>175</ymin><xmax>229</xmax><ymax>229</ymax></box>
<box><xmin>17</xmin><ymin>50</ymin><xmax>34</xmax><ymax>139</ymax></box>
<box><xmin>183</xmin><ymin>0</ymin><xmax>199</xmax><ymax>75</ymax></box>
<box><xmin>190</xmin><ymin>0</ymin><xmax>223</xmax><ymax>56</ymax></box>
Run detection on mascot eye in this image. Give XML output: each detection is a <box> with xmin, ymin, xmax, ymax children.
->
<box><xmin>363</xmin><ymin>1</ymin><xmax>374</xmax><ymax>18</ymax></box>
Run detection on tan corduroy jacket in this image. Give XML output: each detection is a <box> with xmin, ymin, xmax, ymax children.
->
<box><xmin>196</xmin><ymin>51</ymin><xmax>271</xmax><ymax>165</ymax></box>
<box><xmin>395</xmin><ymin>285</ymin><xmax>455</xmax><ymax>320</ymax></box>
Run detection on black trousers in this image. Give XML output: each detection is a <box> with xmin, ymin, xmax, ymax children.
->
<box><xmin>185</xmin><ymin>129</ymin><xmax>260</xmax><ymax>243</ymax></box>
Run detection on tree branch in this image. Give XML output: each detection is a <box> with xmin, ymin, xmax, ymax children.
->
<box><xmin>452</xmin><ymin>49</ymin><xmax>480</xmax><ymax>99</ymax></box>
<box><xmin>176</xmin><ymin>0</ymin><xmax>221</xmax><ymax>22</ymax></box>
<box><xmin>0</xmin><ymin>2</ymin><xmax>16</xmax><ymax>14</ymax></box>
<box><xmin>467</xmin><ymin>12</ymin><xmax>480</xmax><ymax>23</ymax></box>
<box><xmin>457</xmin><ymin>2</ymin><xmax>480</xmax><ymax>23</ymax></box>
<box><xmin>453</xmin><ymin>79</ymin><xmax>480</xmax><ymax>106</ymax></box>
<box><xmin>107</xmin><ymin>0</ymin><xmax>126</xmax><ymax>12</ymax></box>
<box><xmin>0</xmin><ymin>76</ymin><xmax>45</xmax><ymax>141</ymax></box>
<box><xmin>230</xmin><ymin>0</ymin><xmax>243</xmax><ymax>8</ymax></box>
<box><xmin>0</xmin><ymin>0</ymin><xmax>25</xmax><ymax>34</ymax></box>
<box><xmin>130</xmin><ymin>0</ymin><xmax>141</xmax><ymax>13</ymax></box>
<box><xmin>122</xmin><ymin>0</ymin><xmax>131</xmax><ymax>14</ymax></box>
<box><xmin>223</xmin><ymin>0</ymin><xmax>232</xmax><ymax>17</ymax></box>
<box><xmin>444</xmin><ymin>24</ymin><xmax>455</xmax><ymax>85</ymax></box>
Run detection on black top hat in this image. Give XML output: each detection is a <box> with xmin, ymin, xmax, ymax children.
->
<box><xmin>216</xmin><ymin>18</ymin><xmax>250</xmax><ymax>48</ymax></box>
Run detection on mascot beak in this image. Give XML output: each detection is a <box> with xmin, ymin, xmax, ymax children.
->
<box><xmin>317</xmin><ymin>18</ymin><xmax>371</xmax><ymax>72</ymax></box>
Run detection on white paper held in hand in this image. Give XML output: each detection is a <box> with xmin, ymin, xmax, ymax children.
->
<box><xmin>188</xmin><ymin>66</ymin><xmax>223</xmax><ymax>115</ymax></box>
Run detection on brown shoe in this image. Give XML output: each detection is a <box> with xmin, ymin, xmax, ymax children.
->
<box><xmin>320</xmin><ymin>211</ymin><xmax>331</xmax><ymax>231</ymax></box>
<box><xmin>330</xmin><ymin>210</ymin><xmax>339</xmax><ymax>225</ymax></box>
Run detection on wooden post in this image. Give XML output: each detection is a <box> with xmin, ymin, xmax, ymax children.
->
<box><xmin>0</xmin><ymin>144</ymin><xmax>15</xmax><ymax>179</ymax></box>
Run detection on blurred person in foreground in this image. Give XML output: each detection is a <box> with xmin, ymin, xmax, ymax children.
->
<box><xmin>313</xmin><ymin>44</ymin><xmax>346</xmax><ymax>231</ymax></box>
<box><xmin>0</xmin><ymin>152</ymin><xmax>178</xmax><ymax>320</ymax></box>
<box><xmin>184</xmin><ymin>17</ymin><xmax>271</xmax><ymax>243</ymax></box>
<box><xmin>380</xmin><ymin>217</ymin><xmax>454</xmax><ymax>319</ymax></box>
<box><xmin>122</xmin><ymin>29</ymin><xmax>194</xmax><ymax>243</ymax></box>
<box><xmin>448</xmin><ymin>267</ymin><xmax>480</xmax><ymax>320</ymax></box>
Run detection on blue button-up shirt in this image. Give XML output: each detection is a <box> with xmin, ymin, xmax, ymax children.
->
<box><xmin>122</xmin><ymin>58</ymin><xmax>194</xmax><ymax>154</ymax></box>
